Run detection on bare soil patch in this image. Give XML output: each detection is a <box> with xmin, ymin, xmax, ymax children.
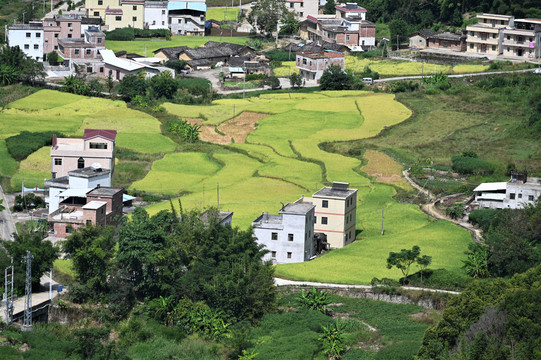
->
<box><xmin>218</xmin><ymin>112</ymin><xmax>268</xmax><ymax>144</ymax></box>
<box><xmin>200</xmin><ymin>125</ymin><xmax>230</xmax><ymax>144</ymax></box>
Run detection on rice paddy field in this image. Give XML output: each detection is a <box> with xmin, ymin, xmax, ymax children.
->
<box><xmin>273</xmin><ymin>58</ymin><xmax>489</xmax><ymax>77</ymax></box>
<box><xmin>1</xmin><ymin>89</ymin><xmax>177</xmax><ymax>189</ymax></box>
<box><xmin>4</xmin><ymin>88</ymin><xmax>473</xmax><ymax>284</ymax></box>
<box><xmin>105</xmin><ymin>35</ymin><xmax>252</xmax><ymax>55</ymax></box>
<box><xmin>206</xmin><ymin>7</ymin><xmax>240</xmax><ymax>21</ymax></box>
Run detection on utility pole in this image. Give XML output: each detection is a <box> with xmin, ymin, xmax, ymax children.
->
<box><xmin>4</xmin><ymin>257</ymin><xmax>14</xmax><ymax>325</ymax></box>
<box><xmin>381</xmin><ymin>208</ymin><xmax>384</xmax><ymax>235</ymax></box>
<box><xmin>49</xmin><ymin>268</ymin><xmax>53</xmax><ymax>300</ymax></box>
<box><xmin>22</xmin><ymin>250</ymin><xmax>33</xmax><ymax>331</ymax></box>
<box><xmin>217</xmin><ymin>182</ymin><xmax>219</xmax><ymax>207</ymax></box>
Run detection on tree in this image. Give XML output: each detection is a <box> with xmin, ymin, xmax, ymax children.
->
<box><xmin>63</xmin><ymin>225</ymin><xmax>116</xmax><ymax>297</ymax></box>
<box><xmin>117</xmin><ymin>73</ymin><xmax>148</xmax><ymax>101</ymax></box>
<box><xmin>106</xmin><ymin>70</ymin><xmax>115</xmax><ymax>94</ymax></box>
<box><xmin>323</xmin><ymin>0</ymin><xmax>336</xmax><ymax>15</ymax></box>
<box><xmin>319</xmin><ymin>320</ymin><xmax>345</xmax><ymax>360</ymax></box>
<box><xmin>267</xmin><ymin>75</ymin><xmax>281</xmax><ymax>89</ymax></box>
<box><xmin>2</xmin><ymin>230</ymin><xmax>59</xmax><ymax>292</ymax></box>
<box><xmin>319</xmin><ymin>65</ymin><xmax>353</xmax><ymax>90</ymax></box>
<box><xmin>247</xmin><ymin>0</ymin><xmax>289</xmax><ymax>36</ymax></box>
<box><xmin>0</xmin><ymin>46</ymin><xmax>45</xmax><ymax>85</ymax></box>
<box><xmin>61</xmin><ymin>75</ymin><xmax>89</xmax><ymax>95</ymax></box>
<box><xmin>387</xmin><ymin>245</ymin><xmax>421</xmax><ymax>284</ymax></box>
<box><xmin>416</xmin><ymin>255</ymin><xmax>432</xmax><ymax>282</ymax></box>
<box><xmin>389</xmin><ymin>19</ymin><xmax>408</xmax><ymax>49</ymax></box>
<box><xmin>0</xmin><ymin>64</ymin><xmax>19</xmax><ymax>86</ymax></box>
<box><xmin>462</xmin><ymin>243</ymin><xmax>490</xmax><ymax>279</ymax></box>
<box><xmin>289</xmin><ymin>73</ymin><xmax>302</xmax><ymax>88</ymax></box>
<box><xmin>297</xmin><ymin>287</ymin><xmax>331</xmax><ymax>314</ymax></box>
<box><xmin>46</xmin><ymin>51</ymin><xmax>59</xmax><ymax>64</ymax></box>
<box><xmin>279</xmin><ymin>11</ymin><xmax>300</xmax><ymax>35</ymax></box>
<box><xmin>149</xmin><ymin>71</ymin><xmax>179</xmax><ymax>99</ymax></box>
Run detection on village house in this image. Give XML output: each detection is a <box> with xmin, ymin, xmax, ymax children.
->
<box><xmin>285</xmin><ymin>0</ymin><xmax>319</xmax><ymax>21</ymax></box>
<box><xmin>6</xmin><ymin>22</ymin><xmax>44</xmax><ymax>61</ymax></box>
<box><xmin>57</xmin><ymin>27</ymin><xmax>106</xmax><ymax>63</ymax></box>
<box><xmin>100</xmin><ymin>49</ymin><xmax>170</xmax><ymax>79</ymax></box>
<box><xmin>409</xmin><ymin>29</ymin><xmax>436</xmax><ymax>49</ymax></box>
<box><xmin>153</xmin><ymin>46</ymin><xmax>191</xmax><ymax>61</ymax></box>
<box><xmin>296</xmin><ymin>50</ymin><xmax>345</xmax><ymax>82</ymax></box>
<box><xmin>299</xmin><ymin>3</ymin><xmax>375</xmax><ymax>51</ymax></box>
<box><xmin>199</xmin><ymin>209</ymin><xmax>233</xmax><ymax>226</ymax></box>
<box><xmin>283</xmin><ymin>41</ymin><xmax>350</xmax><ymax>54</ymax></box>
<box><xmin>252</xmin><ymin>200</ymin><xmax>315</xmax><ymax>264</ymax></box>
<box><xmin>168</xmin><ymin>0</ymin><xmax>206</xmax><ymax>35</ymax></box>
<box><xmin>85</xmin><ymin>0</ymin><xmax>145</xmax><ymax>30</ymax></box>
<box><xmin>42</xmin><ymin>14</ymin><xmax>83</xmax><ymax>56</ymax></box>
<box><xmin>473</xmin><ymin>172</ymin><xmax>541</xmax><ymax>210</ymax></box>
<box><xmin>427</xmin><ymin>31</ymin><xmax>467</xmax><ymax>51</ymax></box>
<box><xmin>303</xmin><ymin>182</ymin><xmax>357</xmax><ymax>249</ymax></box>
<box><xmin>144</xmin><ymin>0</ymin><xmax>168</xmax><ymax>29</ymax></box>
<box><xmin>177</xmin><ymin>41</ymin><xmax>254</xmax><ymax>69</ymax></box>
<box><xmin>50</xmin><ymin>129</ymin><xmax>116</xmax><ymax>179</ymax></box>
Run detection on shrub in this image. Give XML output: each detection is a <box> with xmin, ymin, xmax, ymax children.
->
<box><xmin>446</xmin><ymin>202</ymin><xmax>465</xmax><ymax>220</ymax></box>
<box><xmin>246</xmin><ymin>73</ymin><xmax>267</xmax><ymax>81</ymax></box>
<box><xmin>469</xmin><ymin>209</ymin><xmax>499</xmax><ymax>232</ymax></box>
<box><xmin>5</xmin><ymin>131</ymin><xmax>62</xmax><ymax>161</ymax></box>
<box><xmin>265</xmin><ymin>50</ymin><xmax>294</xmax><ymax>62</ymax></box>
<box><xmin>297</xmin><ymin>287</ymin><xmax>331</xmax><ymax>314</ymax></box>
<box><xmin>13</xmin><ymin>193</ymin><xmax>45</xmax><ymax>212</ymax></box>
<box><xmin>104</xmin><ymin>27</ymin><xmax>135</xmax><ymax>40</ymax></box>
<box><xmin>451</xmin><ymin>155</ymin><xmax>495</xmax><ymax>175</ymax></box>
<box><xmin>165</xmin><ymin>60</ymin><xmax>188</xmax><ymax>73</ymax></box>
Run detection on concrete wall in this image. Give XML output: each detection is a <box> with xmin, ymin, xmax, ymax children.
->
<box><xmin>504</xmin><ymin>183</ymin><xmax>541</xmax><ymax>209</ymax></box>
<box><xmin>410</xmin><ymin>35</ymin><xmax>428</xmax><ymax>49</ymax></box>
<box><xmin>68</xmin><ymin>172</ymin><xmax>111</xmax><ymax>190</ymax></box>
<box><xmin>144</xmin><ymin>3</ymin><xmax>168</xmax><ymax>29</ymax></box>
<box><xmin>286</xmin><ymin>0</ymin><xmax>319</xmax><ymax>20</ymax></box>
<box><xmin>8</xmin><ymin>28</ymin><xmax>44</xmax><ymax>61</ymax></box>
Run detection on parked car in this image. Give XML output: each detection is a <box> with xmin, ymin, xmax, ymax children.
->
<box><xmin>362</xmin><ymin>77</ymin><xmax>374</xmax><ymax>85</ymax></box>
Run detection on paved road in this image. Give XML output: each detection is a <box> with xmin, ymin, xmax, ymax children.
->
<box><xmin>0</xmin><ymin>185</ymin><xmax>17</xmax><ymax>241</ymax></box>
<box><xmin>274</xmin><ymin>278</ymin><xmax>460</xmax><ymax>295</ymax></box>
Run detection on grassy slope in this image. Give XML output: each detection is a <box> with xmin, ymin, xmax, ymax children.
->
<box><xmin>206</xmin><ymin>7</ymin><xmax>240</xmax><ymax>21</ymax></box>
<box><xmin>333</xmin><ymin>81</ymin><xmax>541</xmax><ymax>174</ymax></box>
<box><xmin>105</xmin><ymin>35</ymin><xmax>251</xmax><ymax>55</ymax></box>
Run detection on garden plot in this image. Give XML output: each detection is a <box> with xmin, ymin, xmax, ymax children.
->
<box><xmin>361</xmin><ymin>150</ymin><xmax>412</xmax><ymax>191</ymax></box>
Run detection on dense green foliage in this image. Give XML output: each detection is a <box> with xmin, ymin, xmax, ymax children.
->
<box><xmin>418</xmin><ymin>264</ymin><xmax>541</xmax><ymax>360</ymax></box>
<box><xmin>104</xmin><ymin>27</ymin><xmax>171</xmax><ymax>41</ymax></box>
<box><xmin>5</xmin><ymin>131</ymin><xmax>60</xmax><ymax>161</ymax></box>
<box><xmin>451</xmin><ymin>155</ymin><xmax>495</xmax><ymax>175</ymax></box>
<box><xmin>468</xmin><ymin>209</ymin><xmax>499</xmax><ymax>232</ymax></box>
<box><xmin>13</xmin><ymin>193</ymin><xmax>46</xmax><ymax>212</ymax></box>
<box><xmin>320</xmin><ymin>64</ymin><xmax>355</xmax><ymax>90</ymax></box>
<box><xmin>297</xmin><ymin>287</ymin><xmax>331</xmax><ymax>314</ymax></box>
<box><xmin>0</xmin><ymin>46</ymin><xmax>45</xmax><ymax>85</ymax></box>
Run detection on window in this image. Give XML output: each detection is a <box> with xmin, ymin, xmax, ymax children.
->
<box><xmin>52</xmin><ymin>172</ymin><xmax>56</xmax><ymax>179</ymax></box>
<box><xmin>492</xmin><ymin>45</ymin><xmax>496</xmax><ymax>51</ymax></box>
<box><xmin>507</xmin><ymin>35</ymin><xmax>510</xmax><ymax>40</ymax></box>
<box><xmin>287</xmin><ymin>252</ymin><xmax>292</xmax><ymax>259</ymax></box>
<box><xmin>152</xmin><ymin>20</ymin><xmax>156</xmax><ymax>25</ymax></box>
<box><xmin>302</xmin><ymin>58</ymin><xmax>306</xmax><ymax>65</ymax></box>
<box><xmin>133</xmin><ymin>16</ymin><xmax>137</xmax><ymax>21</ymax></box>
<box><xmin>74</xmin><ymin>49</ymin><xmax>79</xmax><ymax>55</ymax></box>
<box><xmin>529</xmin><ymin>195</ymin><xmax>534</xmax><ymax>201</ymax></box>
<box><xmin>346</xmin><ymin>34</ymin><xmax>350</xmax><ymax>41</ymax></box>
<box><xmin>133</xmin><ymin>5</ymin><xmax>137</xmax><ymax>10</ymax></box>
<box><xmin>36</xmin><ymin>33</ymin><xmax>41</xmax><ymax>37</ymax></box>
<box><xmin>54</xmin><ymin>45</ymin><xmax>58</xmax><ymax>50</ymax></box>
<box><xmin>98</xmin><ymin>0</ymin><xmax>103</xmax><ymax>5</ymax></box>
<box><xmin>78</xmin><ymin>157</ymin><xmax>85</xmax><ymax>169</ymax></box>
<box><xmin>97</xmin><ymin>37</ymin><xmax>102</xmax><ymax>43</ymax></box>
<box><xmin>55</xmin><ymin>33</ymin><xmax>59</xmax><ymax>38</ymax></box>
<box><xmin>510</xmin><ymin>193</ymin><xmax>516</xmax><ymax>200</ymax></box>
<box><xmin>518</xmin><ymin>193</ymin><xmax>522</xmax><ymax>199</ymax></box>
<box><xmin>99</xmin><ymin>67</ymin><xmax>104</xmax><ymax>73</ymax></box>
<box><xmin>470</xmin><ymin>43</ymin><xmax>474</xmax><ymax>49</ymax></box>
<box><xmin>86</xmin><ymin>66</ymin><xmax>92</xmax><ymax>73</ymax></box>
<box><xmin>66</xmin><ymin>225</ymin><xmax>72</xmax><ymax>233</ymax></box>
<box><xmin>322</xmin><ymin>217</ymin><xmax>328</xmax><ymax>225</ymax></box>
<box><xmin>300</xmin><ymin>1</ymin><xmax>303</xmax><ymax>6</ymax></box>
<box><xmin>300</xmin><ymin>12</ymin><xmax>303</xmax><ymax>17</ymax></box>
<box><xmin>68</xmin><ymin>33</ymin><xmax>72</xmax><ymax>38</ymax></box>
<box><xmin>271</xmin><ymin>251</ymin><xmax>276</xmax><ymax>258</ymax></box>
<box><xmin>162</xmin><ymin>10</ymin><xmax>166</xmax><ymax>14</ymax></box>
<box><xmin>90</xmin><ymin>142</ymin><xmax>107</xmax><ymax>149</ymax></box>
<box><xmin>322</xmin><ymin>200</ymin><xmax>328</xmax><ymax>208</ymax></box>
<box><xmin>86</xmin><ymin>49</ymin><xmax>91</xmax><ymax>55</ymax></box>
<box><xmin>289</xmin><ymin>2</ymin><xmax>293</xmax><ymax>7</ymax></box>
<box><xmin>116</xmin><ymin>16</ymin><xmax>122</xmax><ymax>21</ymax></box>
<box><xmin>271</xmin><ymin>232</ymin><xmax>278</xmax><ymax>240</ymax></box>
<box><xmin>314</xmin><ymin>216</ymin><xmax>317</xmax><ymax>223</ymax></box>
<box><xmin>26</xmin><ymin>32</ymin><xmax>31</xmax><ymax>37</ymax></box>
<box><xmin>54</xmin><ymin>158</ymin><xmax>62</xmax><ymax>165</ymax></box>
<box><xmin>34</xmin><ymin>44</ymin><xmax>39</xmax><ymax>49</ymax></box>
<box><xmin>86</xmin><ymin>220</ymin><xmax>92</xmax><ymax>226</ymax></box>
<box><xmin>68</xmin><ymin>23</ymin><xmax>72</xmax><ymax>28</ymax></box>
<box><xmin>162</xmin><ymin>21</ymin><xmax>165</xmax><ymax>25</ymax></box>
<box><xmin>24</xmin><ymin>44</ymin><xmax>29</xmax><ymax>49</ymax></box>
<box><xmin>288</xmin><ymin>234</ymin><xmax>294</xmax><ymax>241</ymax></box>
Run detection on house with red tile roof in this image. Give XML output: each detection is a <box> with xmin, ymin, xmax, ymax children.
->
<box><xmin>50</xmin><ymin>129</ymin><xmax>116</xmax><ymax>179</ymax></box>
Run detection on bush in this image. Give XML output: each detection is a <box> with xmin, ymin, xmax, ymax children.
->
<box><xmin>165</xmin><ymin>60</ymin><xmax>188</xmax><ymax>73</ymax></box>
<box><xmin>5</xmin><ymin>131</ymin><xmax>62</xmax><ymax>161</ymax></box>
<box><xmin>451</xmin><ymin>155</ymin><xmax>495</xmax><ymax>175</ymax></box>
<box><xmin>391</xmin><ymin>80</ymin><xmax>419</xmax><ymax>93</ymax></box>
<box><xmin>246</xmin><ymin>73</ymin><xmax>267</xmax><ymax>81</ymax></box>
<box><xmin>469</xmin><ymin>209</ymin><xmax>499</xmax><ymax>232</ymax></box>
<box><xmin>446</xmin><ymin>202</ymin><xmax>465</xmax><ymax>219</ymax></box>
<box><xmin>104</xmin><ymin>27</ymin><xmax>135</xmax><ymax>41</ymax></box>
<box><xmin>13</xmin><ymin>193</ymin><xmax>45</xmax><ymax>212</ymax></box>
<box><xmin>265</xmin><ymin>50</ymin><xmax>294</xmax><ymax>62</ymax></box>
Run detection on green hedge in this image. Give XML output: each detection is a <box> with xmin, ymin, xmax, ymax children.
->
<box><xmin>451</xmin><ymin>155</ymin><xmax>495</xmax><ymax>175</ymax></box>
<box><xmin>469</xmin><ymin>209</ymin><xmax>499</xmax><ymax>232</ymax></box>
<box><xmin>104</xmin><ymin>28</ymin><xmax>170</xmax><ymax>41</ymax></box>
<box><xmin>5</xmin><ymin>131</ymin><xmax>62</xmax><ymax>161</ymax></box>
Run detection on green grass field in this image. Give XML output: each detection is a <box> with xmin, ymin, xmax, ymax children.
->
<box><xmin>105</xmin><ymin>36</ymin><xmax>251</xmax><ymax>55</ymax></box>
<box><xmin>11</xmin><ymin>146</ymin><xmax>50</xmax><ymax>190</ymax></box>
<box><xmin>206</xmin><ymin>7</ymin><xmax>240</xmax><ymax>21</ymax></box>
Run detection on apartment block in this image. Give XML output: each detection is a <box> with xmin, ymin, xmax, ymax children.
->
<box><xmin>304</xmin><ymin>182</ymin><xmax>357</xmax><ymax>249</ymax></box>
<box><xmin>42</xmin><ymin>14</ymin><xmax>83</xmax><ymax>55</ymax></box>
<box><xmin>285</xmin><ymin>0</ymin><xmax>318</xmax><ymax>21</ymax></box>
<box><xmin>85</xmin><ymin>0</ymin><xmax>144</xmax><ymax>30</ymax></box>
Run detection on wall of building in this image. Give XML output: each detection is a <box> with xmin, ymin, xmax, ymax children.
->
<box><xmin>8</xmin><ymin>28</ymin><xmax>44</xmax><ymax>61</ymax></box>
<box><xmin>410</xmin><ymin>35</ymin><xmax>428</xmax><ymax>49</ymax></box>
<box><xmin>286</xmin><ymin>0</ymin><xmax>318</xmax><ymax>20</ymax></box>
<box><xmin>504</xmin><ymin>183</ymin><xmax>541</xmax><ymax>209</ymax></box>
<box><xmin>144</xmin><ymin>3</ymin><xmax>168</xmax><ymax>29</ymax></box>
<box><xmin>427</xmin><ymin>38</ymin><xmax>465</xmax><ymax>51</ymax></box>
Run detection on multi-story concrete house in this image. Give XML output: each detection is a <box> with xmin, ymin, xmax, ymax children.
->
<box><xmin>42</xmin><ymin>14</ymin><xmax>83</xmax><ymax>56</ymax></box>
<box><xmin>168</xmin><ymin>0</ymin><xmax>206</xmax><ymax>35</ymax></box>
<box><xmin>6</xmin><ymin>23</ymin><xmax>44</xmax><ymax>61</ymax></box>
<box><xmin>473</xmin><ymin>172</ymin><xmax>541</xmax><ymax>210</ymax></box>
<box><xmin>501</xmin><ymin>18</ymin><xmax>541</xmax><ymax>58</ymax></box>
<box><xmin>252</xmin><ymin>200</ymin><xmax>315</xmax><ymax>264</ymax></box>
<box><xmin>304</xmin><ymin>182</ymin><xmax>357</xmax><ymax>249</ymax></box>
<box><xmin>299</xmin><ymin>3</ymin><xmax>375</xmax><ymax>50</ymax></box>
<box><xmin>58</xmin><ymin>27</ymin><xmax>105</xmax><ymax>61</ymax></box>
<box><xmin>466</xmin><ymin>14</ymin><xmax>513</xmax><ymax>55</ymax></box>
<box><xmin>45</xmin><ymin>166</ymin><xmax>112</xmax><ymax>213</ymax></box>
<box><xmin>285</xmin><ymin>0</ymin><xmax>318</xmax><ymax>21</ymax></box>
<box><xmin>50</xmin><ymin>129</ymin><xmax>116</xmax><ymax>179</ymax></box>
<box><xmin>144</xmin><ymin>0</ymin><xmax>168</xmax><ymax>29</ymax></box>
<box><xmin>85</xmin><ymin>0</ymin><xmax>145</xmax><ymax>30</ymax></box>
<box><xmin>296</xmin><ymin>50</ymin><xmax>345</xmax><ymax>82</ymax></box>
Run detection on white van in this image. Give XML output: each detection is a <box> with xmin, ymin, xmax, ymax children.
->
<box><xmin>362</xmin><ymin>77</ymin><xmax>373</xmax><ymax>85</ymax></box>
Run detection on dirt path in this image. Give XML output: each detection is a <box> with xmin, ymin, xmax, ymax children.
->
<box><xmin>402</xmin><ymin>170</ymin><xmax>484</xmax><ymax>243</ymax></box>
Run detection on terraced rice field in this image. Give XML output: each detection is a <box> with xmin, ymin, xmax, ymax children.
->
<box><xmin>361</xmin><ymin>150</ymin><xmax>413</xmax><ymax>191</ymax></box>
<box><xmin>140</xmin><ymin>91</ymin><xmax>473</xmax><ymax>282</ymax></box>
<box><xmin>5</xmin><ymin>89</ymin><xmax>473</xmax><ymax>283</ymax></box>
<box><xmin>2</xmin><ymin>89</ymin><xmax>177</xmax><ymax>188</ymax></box>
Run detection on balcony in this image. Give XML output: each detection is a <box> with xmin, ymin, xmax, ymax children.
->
<box><xmin>467</xmin><ymin>35</ymin><xmax>498</xmax><ymax>45</ymax></box>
